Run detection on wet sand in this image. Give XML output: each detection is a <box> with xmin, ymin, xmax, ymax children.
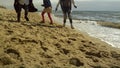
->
<box><xmin>0</xmin><ymin>8</ymin><xmax>120</xmax><ymax>68</ymax></box>
<box><xmin>97</xmin><ymin>21</ymin><xmax>120</xmax><ymax>29</ymax></box>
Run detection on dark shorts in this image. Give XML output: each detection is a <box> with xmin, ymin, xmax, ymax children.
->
<box><xmin>14</xmin><ymin>3</ymin><xmax>37</xmax><ymax>12</ymax></box>
<box><xmin>61</xmin><ymin>6</ymin><xmax>71</xmax><ymax>13</ymax></box>
<box><xmin>14</xmin><ymin>3</ymin><xmax>28</xmax><ymax>13</ymax></box>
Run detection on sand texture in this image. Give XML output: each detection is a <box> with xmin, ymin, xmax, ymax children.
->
<box><xmin>0</xmin><ymin>8</ymin><xmax>120</xmax><ymax>68</ymax></box>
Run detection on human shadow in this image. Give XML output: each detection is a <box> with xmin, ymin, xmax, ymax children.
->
<box><xmin>8</xmin><ymin>20</ymin><xmax>18</xmax><ymax>22</ymax></box>
<box><xmin>0</xmin><ymin>18</ymin><xmax>6</xmax><ymax>21</ymax></box>
<box><xmin>21</xmin><ymin>22</ymin><xmax>63</xmax><ymax>29</ymax></box>
<box><xmin>0</xmin><ymin>18</ymin><xmax>17</xmax><ymax>23</ymax></box>
<box><xmin>37</xmin><ymin>23</ymin><xmax>63</xmax><ymax>28</ymax></box>
<box><xmin>0</xmin><ymin>18</ymin><xmax>63</xmax><ymax>29</ymax></box>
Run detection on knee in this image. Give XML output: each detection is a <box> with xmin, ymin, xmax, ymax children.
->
<box><xmin>68</xmin><ymin>15</ymin><xmax>72</xmax><ymax>19</ymax></box>
<box><xmin>41</xmin><ymin>12</ymin><xmax>45</xmax><ymax>16</ymax></box>
<box><xmin>64</xmin><ymin>15</ymin><xmax>67</xmax><ymax>18</ymax></box>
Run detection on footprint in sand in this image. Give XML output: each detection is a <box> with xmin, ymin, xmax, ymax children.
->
<box><xmin>11</xmin><ymin>37</ymin><xmax>38</xmax><ymax>44</ymax></box>
<box><xmin>4</xmin><ymin>48</ymin><xmax>21</xmax><ymax>60</ymax></box>
<box><xmin>59</xmin><ymin>48</ymin><xmax>70</xmax><ymax>55</ymax></box>
<box><xmin>6</xmin><ymin>30</ymin><xmax>14</xmax><ymax>35</ymax></box>
<box><xmin>111</xmin><ymin>51</ymin><xmax>120</xmax><ymax>60</ymax></box>
<box><xmin>69</xmin><ymin>58</ymin><xmax>84</xmax><ymax>67</ymax></box>
<box><xmin>85</xmin><ymin>51</ymin><xmax>109</xmax><ymax>58</ymax></box>
<box><xmin>54</xmin><ymin>43</ymin><xmax>61</xmax><ymax>48</ymax></box>
<box><xmin>0</xmin><ymin>48</ymin><xmax>21</xmax><ymax>65</ymax></box>
<box><xmin>41</xmin><ymin>46</ymin><xmax>48</xmax><ymax>52</ymax></box>
<box><xmin>0</xmin><ymin>54</ymin><xmax>16</xmax><ymax>65</ymax></box>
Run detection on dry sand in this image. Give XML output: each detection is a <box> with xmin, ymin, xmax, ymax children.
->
<box><xmin>0</xmin><ymin>8</ymin><xmax>120</xmax><ymax>68</ymax></box>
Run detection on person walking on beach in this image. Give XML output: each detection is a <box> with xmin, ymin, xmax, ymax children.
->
<box><xmin>55</xmin><ymin>0</ymin><xmax>77</xmax><ymax>29</ymax></box>
<box><xmin>14</xmin><ymin>0</ymin><xmax>29</xmax><ymax>22</ymax></box>
<box><xmin>41</xmin><ymin>0</ymin><xmax>53</xmax><ymax>24</ymax></box>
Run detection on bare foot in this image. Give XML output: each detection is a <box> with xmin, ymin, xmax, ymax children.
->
<box><xmin>71</xmin><ymin>26</ymin><xmax>75</xmax><ymax>29</ymax></box>
<box><xmin>50</xmin><ymin>22</ymin><xmax>53</xmax><ymax>25</ymax></box>
<box><xmin>40</xmin><ymin>21</ymin><xmax>45</xmax><ymax>23</ymax></box>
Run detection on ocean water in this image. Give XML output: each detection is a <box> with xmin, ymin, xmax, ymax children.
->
<box><xmin>74</xmin><ymin>20</ymin><xmax>120</xmax><ymax>48</ymax></box>
<box><xmin>54</xmin><ymin>11</ymin><xmax>120</xmax><ymax>48</ymax></box>
<box><xmin>54</xmin><ymin>11</ymin><xmax>120</xmax><ymax>23</ymax></box>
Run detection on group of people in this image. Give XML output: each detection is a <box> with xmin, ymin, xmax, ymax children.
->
<box><xmin>14</xmin><ymin>0</ymin><xmax>77</xmax><ymax>29</ymax></box>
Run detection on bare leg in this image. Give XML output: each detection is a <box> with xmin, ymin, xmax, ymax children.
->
<box><xmin>63</xmin><ymin>13</ymin><xmax>67</xmax><ymax>27</ymax></box>
<box><xmin>47</xmin><ymin>13</ymin><xmax>53</xmax><ymax>24</ymax></box>
<box><xmin>68</xmin><ymin>11</ymin><xmax>74</xmax><ymax>29</ymax></box>
<box><xmin>41</xmin><ymin>11</ymin><xmax>45</xmax><ymax>23</ymax></box>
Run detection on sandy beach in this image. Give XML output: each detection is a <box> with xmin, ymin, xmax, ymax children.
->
<box><xmin>0</xmin><ymin>7</ymin><xmax>120</xmax><ymax>68</ymax></box>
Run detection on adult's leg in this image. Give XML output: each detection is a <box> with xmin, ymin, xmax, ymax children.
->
<box><xmin>63</xmin><ymin>12</ymin><xmax>67</xmax><ymax>27</ymax></box>
<box><xmin>68</xmin><ymin>10</ymin><xmax>74</xmax><ymax>29</ymax></box>
<box><xmin>24</xmin><ymin>5</ymin><xmax>29</xmax><ymax>21</ymax></box>
<box><xmin>62</xmin><ymin>6</ymin><xmax>68</xmax><ymax>27</ymax></box>
<box><xmin>17</xmin><ymin>4</ymin><xmax>22</xmax><ymax>22</ymax></box>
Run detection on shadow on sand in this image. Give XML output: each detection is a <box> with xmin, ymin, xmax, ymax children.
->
<box><xmin>21</xmin><ymin>22</ymin><xmax>63</xmax><ymax>29</ymax></box>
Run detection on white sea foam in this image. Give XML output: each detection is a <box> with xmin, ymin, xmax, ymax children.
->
<box><xmin>54</xmin><ymin>16</ymin><xmax>120</xmax><ymax>48</ymax></box>
<box><xmin>74</xmin><ymin>20</ymin><xmax>120</xmax><ymax>48</ymax></box>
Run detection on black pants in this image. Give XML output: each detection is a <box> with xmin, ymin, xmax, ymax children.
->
<box><xmin>14</xmin><ymin>4</ymin><xmax>29</xmax><ymax>22</ymax></box>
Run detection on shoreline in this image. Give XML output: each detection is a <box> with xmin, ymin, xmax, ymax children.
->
<box><xmin>0</xmin><ymin>7</ymin><xmax>120</xmax><ymax>68</ymax></box>
<box><xmin>97</xmin><ymin>21</ymin><xmax>120</xmax><ymax>29</ymax></box>
<box><xmin>53</xmin><ymin>15</ymin><xmax>120</xmax><ymax>48</ymax></box>
<box><xmin>55</xmin><ymin>14</ymin><xmax>120</xmax><ymax>29</ymax></box>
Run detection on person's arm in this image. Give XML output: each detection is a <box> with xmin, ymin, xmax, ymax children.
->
<box><xmin>71</xmin><ymin>0</ymin><xmax>77</xmax><ymax>8</ymax></box>
<box><xmin>55</xmin><ymin>0</ymin><xmax>60</xmax><ymax>11</ymax></box>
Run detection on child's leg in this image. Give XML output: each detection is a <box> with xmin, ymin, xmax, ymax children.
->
<box><xmin>41</xmin><ymin>11</ymin><xmax>45</xmax><ymax>23</ymax></box>
<box><xmin>47</xmin><ymin>13</ymin><xmax>53</xmax><ymax>24</ymax></box>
